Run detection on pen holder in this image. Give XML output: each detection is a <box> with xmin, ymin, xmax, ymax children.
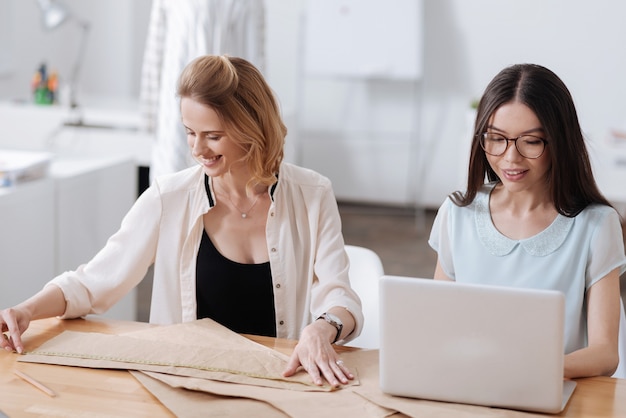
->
<box><xmin>32</xmin><ymin>63</ymin><xmax>58</xmax><ymax>105</ymax></box>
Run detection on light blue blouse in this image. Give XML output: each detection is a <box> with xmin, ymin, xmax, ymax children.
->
<box><xmin>429</xmin><ymin>182</ymin><xmax>626</xmax><ymax>354</ymax></box>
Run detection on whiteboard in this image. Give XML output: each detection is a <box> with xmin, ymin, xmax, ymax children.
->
<box><xmin>304</xmin><ymin>0</ymin><xmax>423</xmax><ymax>80</ymax></box>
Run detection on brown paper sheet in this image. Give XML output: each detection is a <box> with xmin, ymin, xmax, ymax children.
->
<box><xmin>133</xmin><ymin>349</ymin><xmax>397</xmax><ymax>418</ymax></box>
<box><xmin>140</xmin><ymin>370</ymin><xmax>395</xmax><ymax>418</ymax></box>
<box><xmin>18</xmin><ymin>319</ymin><xmax>355</xmax><ymax>392</ymax></box>
<box><xmin>130</xmin><ymin>370</ymin><xmax>288</xmax><ymax>418</ymax></box>
<box><xmin>138</xmin><ymin>347</ymin><xmax>517</xmax><ymax>418</ymax></box>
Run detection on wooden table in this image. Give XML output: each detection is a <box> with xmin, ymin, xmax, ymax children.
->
<box><xmin>1</xmin><ymin>317</ymin><xmax>625</xmax><ymax>417</ymax></box>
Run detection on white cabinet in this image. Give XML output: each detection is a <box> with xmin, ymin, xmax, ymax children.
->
<box><xmin>0</xmin><ymin>156</ymin><xmax>138</xmax><ymax>320</ymax></box>
<box><xmin>52</xmin><ymin>156</ymin><xmax>138</xmax><ymax>320</ymax></box>
<box><xmin>0</xmin><ymin>178</ymin><xmax>56</xmax><ymax>307</ymax></box>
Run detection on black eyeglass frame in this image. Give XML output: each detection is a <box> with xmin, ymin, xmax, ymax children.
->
<box><xmin>478</xmin><ymin>132</ymin><xmax>548</xmax><ymax>159</ymax></box>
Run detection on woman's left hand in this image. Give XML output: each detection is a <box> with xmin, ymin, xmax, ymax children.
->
<box><xmin>282</xmin><ymin>321</ymin><xmax>354</xmax><ymax>387</ymax></box>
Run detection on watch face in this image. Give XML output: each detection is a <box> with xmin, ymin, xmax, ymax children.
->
<box><xmin>319</xmin><ymin>312</ymin><xmax>343</xmax><ymax>343</ymax></box>
<box><xmin>324</xmin><ymin>312</ymin><xmax>342</xmax><ymax>327</ymax></box>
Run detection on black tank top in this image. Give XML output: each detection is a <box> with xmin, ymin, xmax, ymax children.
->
<box><xmin>195</xmin><ymin>229</ymin><xmax>276</xmax><ymax>337</ymax></box>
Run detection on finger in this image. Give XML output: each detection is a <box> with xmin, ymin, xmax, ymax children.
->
<box><xmin>329</xmin><ymin>360</ymin><xmax>349</xmax><ymax>384</ymax></box>
<box><xmin>329</xmin><ymin>360</ymin><xmax>352</xmax><ymax>386</ymax></box>
<box><xmin>4</xmin><ymin>315</ymin><xmax>24</xmax><ymax>354</ymax></box>
<box><xmin>1</xmin><ymin>333</ymin><xmax>13</xmax><ymax>352</ymax></box>
<box><xmin>315</xmin><ymin>359</ymin><xmax>341</xmax><ymax>388</ymax></box>
<box><xmin>306</xmin><ymin>362</ymin><xmax>324</xmax><ymax>386</ymax></box>
<box><xmin>9</xmin><ymin>334</ymin><xmax>23</xmax><ymax>354</ymax></box>
<box><xmin>8</xmin><ymin>331</ymin><xmax>24</xmax><ymax>354</ymax></box>
<box><xmin>335</xmin><ymin>359</ymin><xmax>354</xmax><ymax>380</ymax></box>
<box><xmin>282</xmin><ymin>352</ymin><xmax>302</xmax><ymax>377</ymax></box>
<box><xmin>326</xmin><ymin>360</ymin><xmax>349</xmax><ymax>386</ymax></box>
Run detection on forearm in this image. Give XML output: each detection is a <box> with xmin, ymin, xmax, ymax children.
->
<box><xmin>433</xmin><ymin>259</ymin><xmax>453</xmax><ymax>281</ymax></box>
<box><xmin>15</xmin><ymin>284</ymin><xmax>67</xmax><ymax>320</ymax></box>
<box><xmin>310</xmin><ymin>307</ymin><xmax>357</xmax><ymax>344</ymax></box>
<box><xmin>564</xmin><ymin>344</ymin><xmax>619</xmax><ymax>378</ymax></box>
<box><xmin>567</xmin><ymin>270</ymin><xmax>622</xmax><ymax>379</ymax></box>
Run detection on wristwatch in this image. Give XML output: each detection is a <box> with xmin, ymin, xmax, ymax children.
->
<box><xmin>316</xmin><ymin>312</ymin><xmax>343</xmax><ymax>344</ymax></box>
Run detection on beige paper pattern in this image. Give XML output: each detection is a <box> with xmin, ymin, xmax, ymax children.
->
<box><xmin>18</xmin><ymin>319</ymin><xmax>356</xmax><ymax>392</ymax></box>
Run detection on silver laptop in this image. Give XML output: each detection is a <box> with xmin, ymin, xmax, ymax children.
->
<box><xmin>379</xmin><ymin>275</ymin><xmax>576</xmax><ymax>414</ymax></box>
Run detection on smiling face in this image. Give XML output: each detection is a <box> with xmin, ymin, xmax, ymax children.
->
<box><xmin>181</xmin><ymin>97</ymin><xmax>248</xmax><ymax>178</ymax></box>
<box><xmin>485</xmin><ymin>101</ymin><xmax>551</xmax><ymax>195</ymax></box>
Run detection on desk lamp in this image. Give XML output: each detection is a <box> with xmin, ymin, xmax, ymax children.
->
<box><xmin>35</xmin><ymin>0</ymin><xmax>90</xmax><ymax>112</ymax></box>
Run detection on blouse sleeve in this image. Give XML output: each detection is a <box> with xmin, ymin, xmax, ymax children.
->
<box><xmin>45</xmin><ymin>184</ymin><xmax>162</xmax><ymax>318</ymax></box>
<box><xmin>428</xmin><ymin>197</ymin><xmax>456</xmax><ymax>280</ymax></box>
<box><xmin>309</xmin><ymin>180</ymin><xmax>364</xmax><ymax>342</ymax></box>
<box><xmin>585</xmin><ymin>206</ymin><xmax>626</xmax><ymax>289</ymax></box>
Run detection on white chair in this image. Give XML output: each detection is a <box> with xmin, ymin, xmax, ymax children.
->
<box><xmin>612</xmin><ymin>300</ymin><xmax>626</xmax><ymax>379</ymax></box>
<box><xmin>343</xmin><ymin>245</ymin><xmax>384</xmax><ymax>349</ymax></box>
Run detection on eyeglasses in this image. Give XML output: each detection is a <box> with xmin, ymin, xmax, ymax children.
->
<box><xmin>479</xmin><ymin>132</ymin><xmax>548</xmax><ymax>159</ymax></box>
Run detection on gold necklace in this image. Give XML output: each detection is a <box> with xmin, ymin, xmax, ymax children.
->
<box><xmin>224</xmin><ymin>192</ymin><xmax>260</xmax><ymax>218</ymax></box>
<box><xmin>215</xmin><ymin>180</ymin><xmax>262</xmax><ymax>219</ymax></box>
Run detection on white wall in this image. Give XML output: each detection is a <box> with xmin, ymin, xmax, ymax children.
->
<box><xmin>2</xmin><ymin>0</ymin><xmax>626</xmax><ymax>207</ymax></box>
<box><xmin>418</xmin><ymin>0</ymin><xmax>626</xmax><ymax>207</ymax></box>
<box><xmin>267</xmin><ymin>0</ymin><xmax>626</xmax><ymax>207</ymax></box>
<box><xmin>0</xmin><ymin>0</ymin><xmax>150</xmax><ymax>103</ymax></box>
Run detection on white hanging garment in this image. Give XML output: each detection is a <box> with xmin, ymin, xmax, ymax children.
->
<box><xmin>139</xmin><ymin>0</ymin><xmax>265</xmax><ymax>181</ymax></box>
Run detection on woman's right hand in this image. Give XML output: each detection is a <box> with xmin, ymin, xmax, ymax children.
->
<box><xmin>0</xmin><ymin>306</ymin><xmax>32</xmax><ymax>354</ymax></box>
<box><xmin>0</xmin><ymin>284</ymin><xmax>67</xmax><ymax>354</ymax></box>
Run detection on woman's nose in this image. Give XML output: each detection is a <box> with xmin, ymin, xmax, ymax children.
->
<box><xmin>191</xmin><ymin>136</ymin><xmax>207</xmax><ymax>156</ymax></box>
<box><xmin>503</xmin><ymin>141</ymin><xmax>523</xmax><ymax>161</ymax></box>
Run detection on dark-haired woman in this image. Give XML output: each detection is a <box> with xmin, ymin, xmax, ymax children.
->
<box><xmin>429</xmin><ymin>63</ymin><xmax>626</xmax><ymax>378</ymax></box>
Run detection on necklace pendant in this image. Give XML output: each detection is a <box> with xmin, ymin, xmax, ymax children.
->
<box><xmin>241</xmin><ymin>213</ymin><xmax>247</xmax><ymax>218</ymax></box>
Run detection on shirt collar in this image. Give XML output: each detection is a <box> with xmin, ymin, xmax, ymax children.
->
<box><xmin>475</xmin><ymin>182</ymin><xmax>574</xmax><ymax>257</ymax></box>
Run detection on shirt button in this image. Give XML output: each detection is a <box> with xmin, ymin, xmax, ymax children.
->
<box><xmin>276</xmin><ymin>283</ymin><xmax>281</xmax><ymax>289</ymax></box>
<box><xmin>271</xmin><ymin>248</ymin><xmax>277</xmax><ymax>252</ymax></box>
<box><xmin>270</xmin><ymin>212</ymin><xmax>275</xmax><ymax>217</ymax></box>
<box><xmin>279</xmin><ymin>320</ymin><xmax>284</xmax><ymax>325</ymax></box>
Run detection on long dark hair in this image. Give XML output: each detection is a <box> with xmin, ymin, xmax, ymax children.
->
<box><xmin>452</xmin><ymin>63</ymin><xmax>611</xmax><ymax>217</ymax></box>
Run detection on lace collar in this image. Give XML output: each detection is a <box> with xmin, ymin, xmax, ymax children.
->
<box><xmin>475</xmin><ymin>183</ymin><xmax>574</xmax><ymax>257</ymax></box>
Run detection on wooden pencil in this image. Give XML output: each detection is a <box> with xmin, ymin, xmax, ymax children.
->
<box><xmin>13</xmin><ymin>370</ymin><xmax>56</xmax><ymax>397</ymax></box>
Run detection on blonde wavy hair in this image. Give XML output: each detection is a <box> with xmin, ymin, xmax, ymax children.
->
<box><xmin>177</xmin><ymin>55</ymin><xmax>286</xmax><ymax>189</ymax></box>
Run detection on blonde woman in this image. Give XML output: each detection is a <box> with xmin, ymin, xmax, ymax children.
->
<box><xmin>1</xmin><ymin>55</ymin><xmax>363</xmax><ymax>388</ymax></box>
